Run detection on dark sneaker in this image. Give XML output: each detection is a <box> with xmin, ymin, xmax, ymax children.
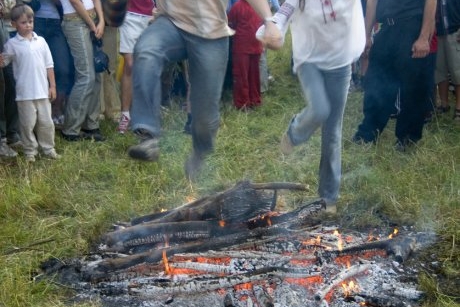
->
<box><xmin>184</xmin><ymin>152</ymin><xmax>204</xmax><ymax>180</ymax></box>
<box><xmin>81</xmin><ymin>129</ymin><xmax>106</xmax><ymax>142</ymax></box>
<box><xmin>183</xmin><ymin>122</ymin><xmax>192</xmax><ymax>135</ymax></box>
<box><xmin>61</xmin><ymin>131</ymin><xmax>82</xmax><ymax>142</ymax></box>
<box><xmin>394</xmin><ymin>139</ymin><xmax>415</xmax><ymax>152</ymax></box>
<box><xmin>351</xmin><ymin>133</ymin><xmax>375</xmax><ymax>145</ymax></box>
<box><xmin>128</xmin><ymin>138</ymin><xmax>160</xmax><ymax>161</ymax></box>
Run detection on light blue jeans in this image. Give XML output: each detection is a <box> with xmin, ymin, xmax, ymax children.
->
<box><xmin>62</xmin><ymin>19</ymin><xmax>101</xmax><ymax>136</ymax></box>
<box><xmin>288</xmin><ymin>63</ymin><xmax>351</xmax><ymax>203</ymax></box>
<box><xmin>131</xmin><ymin>16</ymin><xmax>228</xmax><ymax>155</ymax></box>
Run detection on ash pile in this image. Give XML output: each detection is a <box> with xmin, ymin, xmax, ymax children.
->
<box><xmin>37</xmin><ymin>181</ymin><xmax>436</xmax><ymax>307</ymax></box>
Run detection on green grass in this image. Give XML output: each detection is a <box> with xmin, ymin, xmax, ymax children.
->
<box><xmin>1</xmin><ymin>39</ymin><xmax>459</xmax><ymax>306</ymax></box>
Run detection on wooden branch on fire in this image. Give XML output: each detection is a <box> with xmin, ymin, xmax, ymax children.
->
<box><xmin>129</xmin><ymin>181</ymin><xmax>309</xmax><ymax>226</ymax></box>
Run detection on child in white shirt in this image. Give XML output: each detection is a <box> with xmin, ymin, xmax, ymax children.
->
<box><xmin>0</xmin><ymin>4</ymin><xmax>59</xmax><ymax>162</ymax></box>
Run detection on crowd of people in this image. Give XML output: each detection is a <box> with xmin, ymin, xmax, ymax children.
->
<box><xmin>0</xmin><ymin>0</ymin><xmax>459</xmax><ymax>205</ymax></box>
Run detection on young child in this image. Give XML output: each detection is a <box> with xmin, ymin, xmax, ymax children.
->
<box><xmin>0</xmin><ymin>4</ymin><xmax>59</xmax><ymax>162</ymax></box>
<box><xmin>228</xmin><ymin>0</ymin><xmax>264</xmax><ymax>110</ymax></box>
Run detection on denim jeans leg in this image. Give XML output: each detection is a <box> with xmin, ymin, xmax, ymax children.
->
<box><xmin>292</xmin><ymin>63</ymin><xmax>351</xmax><ymax>202</ymax></box>
<box><xmin>131</xmin><ymin>17</ymin><xmax>186</xmax><ymax>137</ymax></box>
<box><xmin>185</xmin><ymin>33</ymin><xmax>228</xmax><ymax>156</ymax></box>
<box><xmin>62</xmin><ymin>20</ymin><xmax>99</xmax><ymax>135</ymax></box>
<box><xmin>319</xmin><ymin>65</ymin><xmax>350</xmax><ymax>202</ymax></box>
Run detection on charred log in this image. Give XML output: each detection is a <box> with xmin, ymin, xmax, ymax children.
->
<box><xmin>129</xmin><ymin>181</ymin><xmax>308</xmax><ymax>226</ymax></box>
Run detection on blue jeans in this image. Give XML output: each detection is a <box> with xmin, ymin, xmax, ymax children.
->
<box><xmin>288</xmin><ymin>63</ymin><xmax>351</xmax><ymax>203</ymax></box>
<box><xmin>131</xmin><ymin>16</ymin><xmax>228</xmax><ymax>155</ymax></box>
<box><xmin>34</xmin><ymin>18</ymin><xmax>74</xmax><ymax>95</ymax></box>
<box><xmin>62</xmin><ymin>19</ymin><xmax>101</xmax><ymax>135</ymax></box>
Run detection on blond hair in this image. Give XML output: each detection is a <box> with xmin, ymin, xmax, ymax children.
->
<box><xmin>10</xmin><ymin>3</ymin><xmax>34</xmax><ymax>22</ymax></box>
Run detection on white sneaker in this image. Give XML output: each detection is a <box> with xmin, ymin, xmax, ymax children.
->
<box><xmin>25</xmin><ymin>154</ymin><xmax>36</xmax><ymax>162</ymax></box>
<box><xmin>0</xmin><ymin>142</ymin><xmax>18</xmax><ymax>158</ymax></box>
<box><xmin>117</xmin><ymin>114</ymin><xmax>130</xmax><ymax>134</ymax></box>
<box><xmin>44</xmin><ymin>150</ymin><xmax>61</xmax><ymax>160</ymax></box>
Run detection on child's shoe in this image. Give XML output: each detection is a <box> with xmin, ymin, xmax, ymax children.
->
<box><xmin>0</xmin><ymin>141</ymin><xmax>18</xmax><ymax>158</ymax></box>
<box><xmin>25</xmin><ymin>154</ymin><xmax>36</xmax><ymax>162</ymax></box>
<box><xmin>44</xmin><ymin>150</ymin><xmax>61</xmax><ymax>160</ymax></box>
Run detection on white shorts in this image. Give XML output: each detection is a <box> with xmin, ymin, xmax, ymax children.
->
<box><xmin>119</xmin><ymin>12</ymin><xmax>152</xmax><ymax>54</ymax></box>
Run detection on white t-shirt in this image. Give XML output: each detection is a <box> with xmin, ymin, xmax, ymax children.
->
<box><xmin>60</xmin><ymin>0</ymin><xmax>95</xmax><ymax>15</ymax></box>
<box><xmin>277</xmin><ymin>0</ymin><xmax>366</xmax><ymax>72</ymax></box>
<box><xmin>4</xmin><ymin>32</ymin><xmax>54</xmax><ymax>101</ymax></box>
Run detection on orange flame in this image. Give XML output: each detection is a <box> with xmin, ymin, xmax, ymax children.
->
<box><xmin>219</xmin><ymin>220</ymin><xmax>225</xmax><ymax>227</ymax></box>
<box><xmin>162</xmin><ymin>250</ymin><xmax>171</xmax><ymax>275</ymax></box>
<box><xmin>388</xmin><ymin>228</ymin><xmax>399</xmax><ymax>239</ymax></box>
<box><xmin>333</xmin><ymin>230</ymin><xmax>343</xmax><ymax>251</ymax></box>
<box><xmin>341</xmin><ymin>280</ymin><xmax>359</xmax><ymax>297</ymax></box>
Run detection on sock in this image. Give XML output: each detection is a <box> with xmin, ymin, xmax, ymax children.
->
<box><xmin>122</xmin><ymin>111</ymin><xmax>130</xmax><ymax>120</ymax></box>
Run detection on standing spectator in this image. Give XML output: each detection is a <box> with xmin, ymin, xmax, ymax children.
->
<box><xmin>352</xmin><ymin>0</ymin><xmax>437</xmax><ymax>151</ymax></box>
<box><xmin>34</xmin><ymin>0</ymin><xmax>74</xmax><ymax>129</ymax></box>
<box><xmin>116</xmin><ymin>0</ymin><xmax>154</xmax><ymax>134</ymax></box>
<box><xmin>60</xmin><ymin>0</ymin><xmax>105</xmax><ymax>141</ymax></box>
<box><xmin>435</xmin><ymin>0</ymin><xmax>460</xmax><ymax>119</ymax></box>
<box><xmin>124</xmin><ymin>0</ymin><xmax>281</xmax><ymax>179</ymax></box>
<box><xmin>228</xmin><ymin>0</ymin><xmax>264</xmax><ymax>110</ymax></box>
<box><xmin>0</xmin><ymin>4</ymin><xmax>60</xmax><ymax>162</ymax></box>
<box><xmin>0</xmin><ymin>0</ymin><xmax>21</xmax><ymax>158</ymax></box>
<box><xmin>270</xmin><ymin>0</ymin><xmax>365</xmax><ymax>206</ymax></box>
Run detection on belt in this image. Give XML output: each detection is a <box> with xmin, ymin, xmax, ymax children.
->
<box><xmin>63</xmin><ymin>9</ymin><xmax>96</xmax><ymax>21</ymax></box>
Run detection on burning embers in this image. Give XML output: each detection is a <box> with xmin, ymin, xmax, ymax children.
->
<box><xmin>38</xmin><ymin>181</ymin><xmax>436</xmax><ymax>307</ymax></box>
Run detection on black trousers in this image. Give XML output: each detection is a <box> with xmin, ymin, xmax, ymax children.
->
<box><xmin>355</xmin><ymin>16</ymin><xmax>433</xmax><ymax>143</ymax></box>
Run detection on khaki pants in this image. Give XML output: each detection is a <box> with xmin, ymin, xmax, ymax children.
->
<box><xmin>101</xmin><ymin>26</ymin><xmax>121</xmax><ymax>121</ymax></box>
<box><xmin>17</xmin><ymin>99</ymin><xmax>55</xmax><ymax>156</ymax></box>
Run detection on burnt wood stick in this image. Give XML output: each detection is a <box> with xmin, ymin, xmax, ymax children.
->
<box><xmin>314</xmin><ymin>263</ymin><xmax>372</xmax><ymax>301</ymax></box>
<box><xmin>130</xmin><ymin>181</ymin><xmax>308</xmax><ymax>226</ymax></box>
<box><xmin>88</xmin><ymin>224</ymin><xmax>299</xmax><ymax>280</ymax></box>
<box><xmin>319</xmin><ymin>232</ymin><xmax>436</xmax><ymax>263</ymax></box>
<box><xmin>101</xmin><ymin>220</ymin><xmax>234</xmax><ymax>252</ymax></box>
<box><xmin>103</xmin><ymin>200</ymin><xmax>325</xmax><ymax>254</ymax></box>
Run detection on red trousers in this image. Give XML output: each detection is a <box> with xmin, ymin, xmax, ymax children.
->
<box><xmin>232</xmin><ymin>53</ymin><xmax>261</xmax><ymax>109</ymax></box>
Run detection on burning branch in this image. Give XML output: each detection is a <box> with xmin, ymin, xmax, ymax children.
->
<box><xmin>314</xmin><ymin>263</ymin><xmax>371</xmax><ymax>301</ymax></box>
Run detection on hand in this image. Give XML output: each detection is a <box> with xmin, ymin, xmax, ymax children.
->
<box><xmin>94</xmin><ymin>21</ymin><xmax>105</xmax><ymax>39</ymax></box>
<box><xmin>262</xmin><ymin>21</ymin><xmax>283</xmax><ymax>50</ymax></box>
<box><xmin>363</xmin><ymin>36</ymin><xmax>372</xmax><ymax>58</ymax></box>
<box><xmin>411</xmin><ymin>38</ymin><xmax>430</xmax><ymax>58</ymax></box>
<box><xmin>49</xmin><ymin>87</ymin><xmax>57</xmax><ymax>101</ymax></box>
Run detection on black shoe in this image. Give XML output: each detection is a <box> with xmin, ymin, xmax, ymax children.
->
<box><xmin>183</xmin><ymin>113</ymin><xmax>192</xmax><ymax>135</ymax></box>
<box><xmin>352</xmin><ymin>134</ymin><xmax>375</xmax><ymax>145</ymax></box>
<box><xmin>183</xmin><ymin>122</ymin><xmax>192</xmax><ymax>135</ymax></box>
<box><xmin>81</xmin><ymin>129</ymin><xmax>106</xmax><ymax>142</ymax></box>
<box><xmin>61</xmin><ymin>131</ymin><xmax>82</xmax><ymax>142</ymax></box>
<box><xmin>395</xmin><ymin>139</ymin><xmax>415</xmax><ymax>152</ymax></box>
<box><xmin>128</xmin><ymin>138</ymin><xmax>160</xmax><ymax>161</ymax></box>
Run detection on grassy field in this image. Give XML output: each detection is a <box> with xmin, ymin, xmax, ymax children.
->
<box><xmin>1</xmin><ymin>40</ymin><xmax>459</xmax><ymax>306</ymax></box>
